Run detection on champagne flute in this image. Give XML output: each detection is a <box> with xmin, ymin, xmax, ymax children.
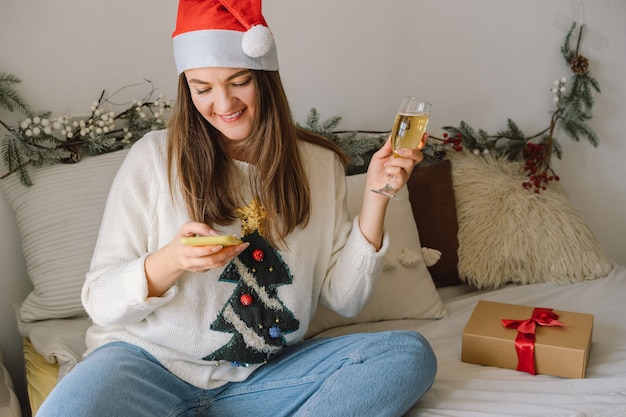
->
<box><xmin>371</xmin><ymin>97</ymin><xmax>431</xmax><ymax>200</ymax></box>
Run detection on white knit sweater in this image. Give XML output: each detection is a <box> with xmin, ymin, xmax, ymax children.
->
<box><xmin>82</xmin><ymin>130</ymin><xmax>388</xmax><ymax>389</ymax></box>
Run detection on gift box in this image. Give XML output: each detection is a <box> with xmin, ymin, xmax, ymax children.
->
<box><xmin>462</xmin><ymin>300</ymin><xmax>593</xmax><ymax>378</ymax></box>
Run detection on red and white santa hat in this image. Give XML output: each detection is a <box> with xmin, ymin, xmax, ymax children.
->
<box><xmin>172</xmin><ymin>0</ymin><xmax>278</xmax><ymax>74</ymax></box>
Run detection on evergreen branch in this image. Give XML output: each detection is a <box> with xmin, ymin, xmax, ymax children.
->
<box><xmin>507</xmin><ymin>119</ymin><xmax>525</xmax><ymax>139</ymax></box>
<box><xmin>586</xmin><ymin>73</ymin><xmax>601</xmax><ymax>93</ymax></box>
<box><xmin>430</xmin><ymin>21</ymin><xmax>601</xmax><ymax>193</ymax></box>
<box><xmin>322</xmin><ymin>116</ymin><xmax>342</xmax><ymax>132</ymax></box>
<box><xmin>297</xmin><ymin>108</ymin><xmax>386</xmax><ymax>174</ymax></box>
<box><xmin>0</xmin><ymin>73</ymin><xmax>32</xmax><ymax>115</ymax></box>
<box><xmin>560</xmin><ymin>22</ymin><xmax>576</xmax><ymax>62</ymax></box>
<box><xmin>1</xmin><ymin>132</ymin><xmax>32</xmax><ymax>185</ymax></box>
<box><xmin>1</xmin><ymin>79</ymin><xmax>172</xmax><ymax>186</ymax></box>
<box><xmin>551</xmin><ymin>136</ymin><xmax>563</xmax><ymax>159</ymax></box>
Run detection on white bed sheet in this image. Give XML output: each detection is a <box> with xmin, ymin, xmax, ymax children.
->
<box><xmin>315</xmin><ymin>265</ymin><xmax>626</xmax><ymax>416</ymax></box>
<box><xmin>17</xmin><ymin>315</ymin><xmax>91</xmax><ymax>381</ymax></box>
<box><xmin>19</xmin><ymin>265</ymin><xmax>626</xmax><ymax>416</ymax></box>
<box><xmin>408</xmin><ymin>264</ymin><xmax>626</xmax><ymax>417</ymax></box>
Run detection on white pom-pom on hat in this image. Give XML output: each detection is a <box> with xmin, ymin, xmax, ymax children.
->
<box><xmin>242</xmin><ymin>24</ymin><xmax>274</xmax><ymax>58</ymax></box>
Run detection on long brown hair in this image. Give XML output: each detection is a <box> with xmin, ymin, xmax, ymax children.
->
<box><xmin>167</xmin><ymin>70</ymin><xmax>348</xmax><ymax>248</ymax></box>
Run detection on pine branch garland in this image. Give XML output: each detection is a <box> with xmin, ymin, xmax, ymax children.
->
<box><xmin>428</xmin><ymin>22</ymin><xmax>601</xmax><ymax>193</ymax></box>
<box><xmin>297</xmin><ymin>108</ymin><xmax>387</xmax><ymax>175</ymax></box>
<box><xmin>0</xmin><ymin>79</ymin><xmax>171</xmax><ymax>186</ymax></box>
<box><xmin>1</xmin><ymin>21</ymin><xmax>601</xmax><ymax>191</ymax></box>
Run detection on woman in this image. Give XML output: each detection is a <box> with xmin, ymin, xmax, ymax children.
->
<box><xmin>37</xmin><ymin>1</ymin><xmax>436</xmax><ymax>416</ymax></box>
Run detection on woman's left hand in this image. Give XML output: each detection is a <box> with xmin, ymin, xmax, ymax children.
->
<box><xmin>366</xmin><ymin>132</ymin><xmax>428</xmax><ymax>194</ymax></box>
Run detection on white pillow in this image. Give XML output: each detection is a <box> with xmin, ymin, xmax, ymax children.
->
<box><xmin>305</xmin><ymin>174</ymin><xmax>447</xmax><ymax>338</ymax></box>
<box><xmin>1</xmin><ymin>149</ymin><xmax>129</xmax><ymax>322</ymax></box>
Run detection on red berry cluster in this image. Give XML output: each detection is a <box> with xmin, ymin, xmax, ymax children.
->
<box><xmin>521</xmin><ymin>142</ymin><xmax>560</xmax><ymax>193</ymax></box>
<box><xmin>442</xmin><ymin>132</ymin><xmax>464</xmax><ymax>152</ymax></box>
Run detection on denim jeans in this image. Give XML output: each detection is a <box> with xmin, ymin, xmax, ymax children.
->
<box><xmin>37</xmin><ymin>330</ymin><xmax>436</xmax><ymax>417</ymax></box>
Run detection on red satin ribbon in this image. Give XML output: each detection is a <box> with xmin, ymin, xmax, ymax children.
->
<box><xmin>502</xmin><ymin>308</ymin><xmax>566</xmax><ymax>374</ymax></box>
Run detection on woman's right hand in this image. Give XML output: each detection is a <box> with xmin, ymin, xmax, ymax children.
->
<box><xmin>144</xmin><ymin>221</ymin><xmax>249</xmax><ymax>297</ymax></box>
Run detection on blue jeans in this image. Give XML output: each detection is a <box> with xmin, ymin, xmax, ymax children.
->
<box><xmin>37</xmin><ymin>331</ymin><xmax>436</xmax><ymax>417</ymax></box>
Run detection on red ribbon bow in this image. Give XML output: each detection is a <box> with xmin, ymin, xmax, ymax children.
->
<box><xmin>502</xmin><ymin>308</ymin><xmax>566</xmax><ymax>375</ymax></box>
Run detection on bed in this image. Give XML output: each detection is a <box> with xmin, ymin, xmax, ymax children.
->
<box><xmin>2</xmin><ymin>143</ymin><xmax>624</xmax><ymax>416</ymax></box>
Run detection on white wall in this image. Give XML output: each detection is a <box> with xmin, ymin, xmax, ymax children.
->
<box><xmin>1</xmin><ymin>0</ymin><xmax>624</xmax><ymax>411</ymax></box>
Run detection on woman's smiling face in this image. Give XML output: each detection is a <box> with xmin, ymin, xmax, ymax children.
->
<box><xmin>185</xmin><ymin>67</ymin><xmax>257</xmax><ymax>141</ymax></box>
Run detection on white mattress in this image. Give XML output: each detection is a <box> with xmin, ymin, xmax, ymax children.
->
<box><xmin>315</xmin><ymin>265</ymin><xmax>626</xmax><ymax>416</ymax></box>
<box><xmin>19</xmin><ymin>265</ymin><xmax>626</xmax><ymax>416</ymax></box>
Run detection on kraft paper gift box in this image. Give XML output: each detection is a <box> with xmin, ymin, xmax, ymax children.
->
<box><xmin>462</xmin><ymin>300</ymin><xmax>593</xmax><ymax>378</ymax></box>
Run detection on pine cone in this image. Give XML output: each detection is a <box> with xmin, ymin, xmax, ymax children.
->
<box><xmin>569</xmin><ymin>54</ymin><xmax>589</xmax><ymax>74</ymax></box>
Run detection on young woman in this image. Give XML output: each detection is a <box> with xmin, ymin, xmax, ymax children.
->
<box><xmin>37</xmin><ymin>2</ymin><xmax>436</xmax><ymax>416</ymax></box>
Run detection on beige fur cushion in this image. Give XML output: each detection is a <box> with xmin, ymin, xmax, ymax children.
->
<box><xmin>450</xmin><ymin>153</ymin><xmax>614</xmax><ymax>289</ymax></box>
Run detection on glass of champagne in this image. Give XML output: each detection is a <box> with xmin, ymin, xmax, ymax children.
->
<box><xmin>371</xmin><ymin>97</ymin><xmax>431</xmax><ymax>200</ymax></box>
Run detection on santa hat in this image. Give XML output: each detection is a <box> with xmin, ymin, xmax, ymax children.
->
<box><xmin>172</xmin><ymin>0</ymin><xmax>278</xmax><ymax>74</ymax></box>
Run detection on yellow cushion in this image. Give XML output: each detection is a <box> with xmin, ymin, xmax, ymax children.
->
<box><xmin>23</xmin><ymin>338</ymin><xmax>58</xmax><ymax>416</ymax></box>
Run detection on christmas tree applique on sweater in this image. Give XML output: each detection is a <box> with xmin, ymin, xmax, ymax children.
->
<box><xmin>203</xmin><ymin>197</ymin><xmax>300</xmax><ymax>366</ymax></box>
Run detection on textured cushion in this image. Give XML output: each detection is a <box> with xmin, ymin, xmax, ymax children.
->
<box><xmin>407</xmin><ymin>160</ymin><xmax>461</xmax><ymax>286</ymax></box>
<box><xmin>0</xmin><ymin>149</ymin><xmax>129</xmax><ymax>322</ymax></box>
<box><xmin>450</xmin><ymin>153</ymin><xmax>614</xmax><ymax>289</ymax></box>
<box><xmin>305</xmin><ymin>174</ymin><xmax>447</xmax><ymax>338</ymax></box>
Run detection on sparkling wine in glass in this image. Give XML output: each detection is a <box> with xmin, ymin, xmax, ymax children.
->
<box><xmin>371</xmin><ymin>97</ymin><xmax>431</xmax><ymax>200</ymax></box>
